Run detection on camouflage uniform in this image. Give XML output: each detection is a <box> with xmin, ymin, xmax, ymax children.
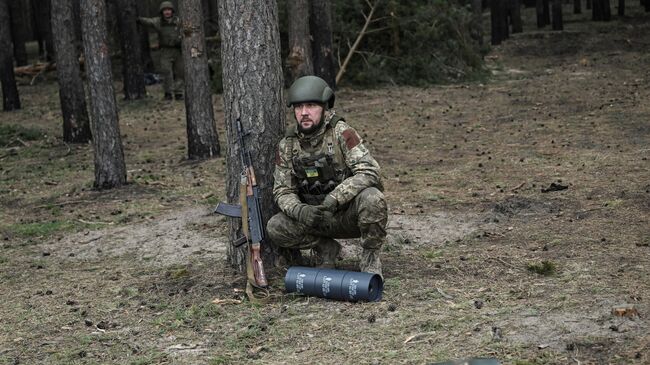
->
<box><xmin>138</xmin><ymin>2</ymin><xmax>184</xmax><ymax>98</ymax></box>
<box><xmin>267</xmin><ymin>112</ymin><xmax>387</xmax><ymax>274</ymax></box>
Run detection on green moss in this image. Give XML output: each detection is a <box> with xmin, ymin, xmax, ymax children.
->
<box><xmin>0</xmin><ymin>124</ymin><xmax>44</xmax><ymax>146</ymax></box>
<box><xmin>527</xmin><ymin>260</ymin><xmax>557</xmax><ymax>276</ymax></box>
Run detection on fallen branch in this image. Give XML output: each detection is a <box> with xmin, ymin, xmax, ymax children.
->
<box><xmin>34</xmin><ymin>200</ymin><xmax>95</xmax><ymax>209</ymax></box>
<box><xmin>14</xmin><ymin>62</ymin><xmax>56</xmax><ymax>77</ymax></box>
<box><xmin>30</xmin><ymin>63</ymin><xmax>53</xmax><ymax>85</ymax></box>
<box><xmin>404</xmin><ymin>331</ymin><xmax>436</xmax><ymax>344</ymax></box>
<box><xmin>335</xmin><ymin>0</ymin><xmax>381</xmax><ymax>85</ymax></box>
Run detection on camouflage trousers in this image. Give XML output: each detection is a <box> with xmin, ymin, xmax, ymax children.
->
<box><xmin>160</xmin><ymin>47</ymin><xmax>184</xmax><ymax>94</ymax></box>
<box><xmin>267</xmin><ymin>187</ymin><xmax>387</xmax><ymax>251</ymax></box>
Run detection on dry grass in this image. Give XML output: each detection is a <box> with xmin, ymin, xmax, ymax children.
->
<box><xmin>1</xmin><ymin>4</ymin><xmax>650</xmax><ymax>365</ymax></box>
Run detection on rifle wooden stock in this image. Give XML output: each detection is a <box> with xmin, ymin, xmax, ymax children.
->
<box><xmin>215</xmin><ymin>118</ymin><xmax>268</xmax><ymax>292</ymax></box>
<box><xmin>240</xmin><ymin>173</ymin><xmax>268</xmax><ymax>288</ymax></box>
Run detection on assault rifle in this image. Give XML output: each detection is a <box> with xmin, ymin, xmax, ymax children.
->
<box><xmin>214</xmin><ymin>118</ymin><xmax>268</xmax><ymax>293</ymax></box>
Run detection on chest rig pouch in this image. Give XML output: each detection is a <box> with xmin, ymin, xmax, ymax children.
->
<box><xmin>289</xmin><ymin>118</ymin><xmax>350</xmax><ymax>205</ymax></box>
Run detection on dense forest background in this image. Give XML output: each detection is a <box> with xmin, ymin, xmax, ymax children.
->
<box><xmin>6</xmin><ymin>0</ymin><xmax>487</xmax><ymax>88</ymax></box>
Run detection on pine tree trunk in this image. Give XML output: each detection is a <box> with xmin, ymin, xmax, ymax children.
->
<box><xmin>0</xmin><ymin>0</ymin><xmax>21</xmax><ymax>111</ymax></box>
<box><xmin>310</xmin><ymin>0</ymin><xmax>336</xmax><ymax>88</ymax></box>
<box><xmin>9</xmin><ymin>0</ymin><xmax>28</xmax><ymax>66</ymax></box>
<box><xmin>80</xmin><ymin>0</ymin><xmax>127</xmax><ymax>189</ymax></box>
<box><xmin>603</xmin><ymin>0</ymin><xmax>612</xmax><ymax>19</ymax></box>
<box><xmin>180</xmin><ymin>0</ymin><xmax>220</xmax><ymax>160</ymax></box>
<box><xmin>500</xmin><ymin>0</ymin><xmax>510</xmax><ymax>40</ymax></box>
<box><xmin>591</xmin><ymin>0</ymin><xmax>603</xmax><ymax>21</ymax></box>
<box><xmin>471</xmin><ymin>0</ymin><xmax>484</xmax><ymax>45</ymax></box>
<box><xmin>135</xmin><ymin>1</ymin><xmax>154</xmax><ymax>73</ymax></box>
<box><xmin>543</xmin><ymin>0</ymin><xmax>551</xmax><ymax>24</ymax></box>
<box><xmin>202</xmin><ymin>0</ymin><xmax>219</xmax><ymax>37</ymax></box>
<box><xmin>287</xmin><ymin>0</ymin><xmax>313</xmax><ymax>84</ymax></box>
<box><xmin>618</xmin><ymin>0</ymin><xmax>624</xmax><ymax>16</ymax></box>
<box><xmin>592</xmin><ymin>0</ymin><xmax>612</xmax><ymax>22</ymax></box>
<box><xmin>114</xmin><ymin>0</ymin><xmax>146</xmax><ymax>100</ymax></box>
<box><xmin>51</xmin><ymin>0</ymin><xmax>91</xmax><ymax>143</ymax></box>
<box><xmin>491</xmin><ymin>0</ymin><xmax>508</xmax><ymax>44</ymax></box>
<box><xmin>537</xmin><ymin>0</ymin><xmax>546</xmax><ymax>26</ymax></box>
<box><xmin>491</xmin><ymin>0</ymin><xmax>502</xmax><ymax>44</ymax></box>
<box><xmin>510</xmin><ymin>0</ymin><xmax>523</xmax><ymax>33</ymax></box>
<box><xmin>33</xmin><ymin>0</ymin><xmax>55</xmax><ymax>61</ymax></box>
<box><xmin>218</xmin><ymin>0</ymin><xmax>285</xmax><ymax>272</ymax></box>
<box><xmin>388</xmin><ymin>0</ymin><xmax>401</xmax><ymax>55</ymax></box>
<box><xmin>552</xmin><ymin>0</ymin><xmax>564</xmax><ymax>30</ymax></box>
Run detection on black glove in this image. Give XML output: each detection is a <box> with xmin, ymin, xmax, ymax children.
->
<box><xmin>318</xmin><ymin>194</ymin><xmax>338</xmax><ymax>213</ymax></box>
<box><xmin>292</xmin><ymin>204</ymin><xmax>325</xmax><ymax>228</ymax></box>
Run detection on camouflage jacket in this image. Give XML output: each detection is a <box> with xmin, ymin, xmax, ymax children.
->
<box><xmin>273</xmin><ymin>113</ymin><xmax>382</xmax><ymax>215</ymax></box>
<box><xmin>138</xmin><ymin>16</ymin><xmax>182</xmax><ymax>48</ymax></box>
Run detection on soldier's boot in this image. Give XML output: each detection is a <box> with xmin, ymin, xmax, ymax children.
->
<box><xmin>359</xmin><ymin>248</ymin><xmax>382</xmax><ymax>277</ymax></box>
<box><xmin>313</xmin><ymin>238</ymin><xmax>341</xmax><ymax>269</ymax></box>
<box><xmin>164</xmin><ymin>92</ymin><xmax>173</xmax><ymax>100</ymax></box>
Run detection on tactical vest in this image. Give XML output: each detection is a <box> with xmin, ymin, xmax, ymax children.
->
<box><xmin>287</xmin><ymin>116</ymin><xmax>351</xmax><ymax>205</ymax></box>
<box><xmin>159</xmin><ymin>17</ymin><xmax>182</xmax><ymax>48</ymax></box>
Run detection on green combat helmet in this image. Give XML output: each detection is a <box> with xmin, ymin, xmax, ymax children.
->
<box><xmin>159</xmin><ymin>1</ymin><xmax>174</xmax><ymax>13</ymax></box>
<box><xmin>286</xmin><ymin>76</ymin><xmax>335</xmax><ymax>108</ymax></box>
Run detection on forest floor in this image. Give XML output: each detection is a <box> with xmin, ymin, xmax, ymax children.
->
<box><xmin>1</xmin><ymin>4</ymin><xmax>649</xmax><ymax>365</ymax></box>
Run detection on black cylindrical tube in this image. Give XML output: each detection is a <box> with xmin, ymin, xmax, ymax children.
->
<box><xmin>284</xmin><ymin>266</ymin><xmax>383</xmax><ymax>302</ymax></box>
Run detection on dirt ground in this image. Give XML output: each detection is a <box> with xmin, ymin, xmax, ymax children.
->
<box><xmin>1</xmin><ymin>4</ymin><xmax>649</xmax><ymax>365</ymax></box>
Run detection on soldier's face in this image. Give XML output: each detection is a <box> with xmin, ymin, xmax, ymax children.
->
<box><xmin>162</xmin><ymin>8</ymin><xmax>173</xmax><ymax>18</ymax></box>
<box><xmin>294</xmin><ymin>102</ymin><xmax>324</xmax><ymax>134</ymax></box>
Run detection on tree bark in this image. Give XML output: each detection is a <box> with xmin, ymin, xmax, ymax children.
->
<box><xmin>0</xmin><ymin>0</ymin><xmax>21</xmax><ymax>111</ymax></box>
<box><xmin>543</xmin><ymin>0</ymin><xmax>551</xmax><ymax>24</ymax></box>
<box><xmin>180</xmin><ymin>0</ymin><xmax>220</xmax><ymax>160</ymax></box>
<box><xmin>51</xmin><ymin>0</ymin><xmax>91</xmax><ymax>143</ymax></box>
<box><xmin>9</xmin><ymin>0</ymin><xmax>28</xmax><ymax>66</ymax></box>
<box><xmin>510</xmin><ymin>0</ymin><xmax>523</xmax><ymax>33</ymax></box>
<box><xmin>310</xmin><ymin>0</ymin><xmax>336</xmax><ymax>88</ymax></box>
<box><xmin>552</xmin><ymin>0</ymin><xmax>563</xmax><ymax>30</ymax></box>
<box><xmin>592</xmin><ymin>0</ymin><xmax>602</xmax><ymax>19</ymax></box>
<box><xmin>135</xmin><ymin>1</ymin><xmax>154</xmax><ymax>73</ymax></box>
<box><xmin>287</xmin><ymin>0</ymin><xmax>313</xmax><ymax>84</ymax></box>
<box><xmin>593</xmin><ymin>0</ymin><xmax>611</xmax><ymax>19</ymax></box>
<box><xmin>536</xmin><ymin>0</ymin><xmax>546</xmax><ymax>26</ymax></box>
<box><xmin>218</xmin><ymin>0</ymin><xmax>285</xmax><ymax>272</ymax></box>
<box><xmin>114</xmin><ymin>0</ymin><xmax>146</xmax><ymax>100</ymax></box>
<box><xmin>32</xmin><ymin>0</ymin><xmax>55</xmax><ymax>61</ymax></box>
<box><xmin>500</xmin><ymin>0</ymin><xmax>509</xmax><ymax>40</ymax></box>
<box><xmin>471</xmin><ymin>0</ymin><xmax>484</xmax><ymax>45</ymax></box>
<box><xmin>491</xmin><ymin>0</ymin><xmax>508</xmax><ymax>44</ymax></box>
<box><xmin>574</xmin><ymin>0</ymin><xmax>582</xmax><ymax>14</ymax></box>
<box><xmin>490</xmin><ymin>0</ymin><xmax>500</xmax><ymax>44</ymax></box>
<box><xmin>81</xmin><ymin>0</ymin><xmax>127</xmax><ymax>189</ymax></box>
<box><xmin>618</xmin><ymin>0</ymin><xmax>624</xmax><ymax>16</ymax></box>
<box><xmin>603</xmin><ymin>0</ymin><xmax>612</xmax><ymax>19</ymax></box>
<box><xmin>202</xmin><ymin>0</ymin><xmax>219</xmax><ymax>37</ymax></box>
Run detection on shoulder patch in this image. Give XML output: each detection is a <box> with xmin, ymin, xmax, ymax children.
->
<box><xmin>275</xmin><ymin>149</ymin><xmax>282</xmax><ymax>165</ymax></box>
<box><xmin>342</xmin><ymin>129</ymin><xmax>361</xmax><ymax>150</ymax></box>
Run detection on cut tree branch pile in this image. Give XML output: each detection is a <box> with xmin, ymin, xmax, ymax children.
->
<box><xmin>14</xmin><ymin>62</ymin><xmax>56</xmax><ymax>77</ymax></box>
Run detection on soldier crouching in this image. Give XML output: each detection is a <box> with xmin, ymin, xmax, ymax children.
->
<box><xmin>267</xmin><ymin>76</ymin><xmax>387</xmax><ymax>277</ymax></box>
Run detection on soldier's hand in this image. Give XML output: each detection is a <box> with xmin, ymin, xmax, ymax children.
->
<box><xmin>316</xmin><ymin>211</ymin><xmax>335</xmax><ymax>232</ymax></box>
<box><xmin>293</xmin><ymin>204</ymin><xmax>325</xmax><ymax>228</ymax></box>
<box><xmin>318</xmin><ymin>194</ymin><xmax>338</xmax><ymax>213</ymax></box>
